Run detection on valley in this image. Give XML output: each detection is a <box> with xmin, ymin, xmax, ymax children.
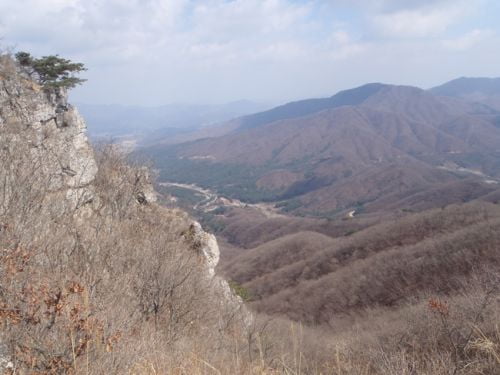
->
<box><xmin>146</xmin><ymin>81</ymin><xmax>500</xmax><ymax>220</ymax></box>
<box><xmin>142</xmin><ymin>79</ymin><xmax>500</xmax><ymax>333</ymax></box>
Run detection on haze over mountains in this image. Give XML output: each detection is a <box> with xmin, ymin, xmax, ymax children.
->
<box><xmin>78</xmin><ymin>100</ymin><xmax>271</xmax><ymax>140</ymax></box>
<box><xmin>145</xmin><ymin>77</ymin><xmax>500</xmax><ymax>216</ymax></box>
<box><xmin>431</xmin><ymin>77</ymin><xmax>500</xmax><ymax>110</ymax></box>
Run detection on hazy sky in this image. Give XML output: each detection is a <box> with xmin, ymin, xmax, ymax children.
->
<box><xmin>1</xmin><ymin>0</ymin><xmax>499</xmax><ymax>106</ymax></box>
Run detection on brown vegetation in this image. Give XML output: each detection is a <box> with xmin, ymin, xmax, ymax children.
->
<box><xmin>216</xmin><ymin>207</ymin><xmax>376</xmax><ymax>250</ymax></box>
<box><xmin>223</xmin><ymin>202</ymin><xmax>500</xmax><ymax>325</ymax></box>
<box><xmin>0</xmin><ymin>118</ymin><xmax>243</xmax><ymax>373</ymax></box>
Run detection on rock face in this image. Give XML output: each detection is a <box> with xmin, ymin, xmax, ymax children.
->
<box><xmin>191</xmin><ymin>222</ymin><xmax>220</xmax><ymax>276</ymax></box>
<box><xmin>190</xmin><ymin>221</ymin><xmax>252</xmax><ymax>325</ymax></box>
<box><xmin>0</xmin><ymin>70</ymin><xmax>97</xmax><ymax>208</ymax></box>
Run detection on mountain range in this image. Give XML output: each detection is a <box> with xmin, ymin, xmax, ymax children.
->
<box><xmin>144</xmin><ymin>78</ymin><xmax>500</xmax><ymax>216</ymax></box>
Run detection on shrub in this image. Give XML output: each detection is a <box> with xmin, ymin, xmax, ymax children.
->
<box><xmin>228</xmin><ymin>280</ymin><xmax>253</xmax><ymax>302</ymax></box>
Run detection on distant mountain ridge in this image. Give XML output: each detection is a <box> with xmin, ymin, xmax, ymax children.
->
<box><xmin>224</xmin><ymin>81</ymin><xmax>499</xmax><ymax>133</ymax></box>
<box><xmin>144</xmin><ymin>78</ymin><xmax>500</xmax><ymax>215</ymax></box>
<box><xmin>237</xmin><ymin>83</ymin><xmax>387</xmax><ymax>130</ymax></box>
<box><xmin>431</xmin><ymin>77</ymin><xmax>500</xmax><ymax>96</ymax></box>
<box><xmin>430</xmin><ymin>77</ymin><xmax>500</xmax><ymax>111</ymax></box>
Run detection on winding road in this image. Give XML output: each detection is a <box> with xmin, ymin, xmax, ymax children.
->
<box><xmin>159</xmin><ymin>181</ymin><xmax>287</xmax><ymax>218</ymax></box>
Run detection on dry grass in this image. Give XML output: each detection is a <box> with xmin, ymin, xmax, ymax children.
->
<box><xmin>0</xmin><ymin>126</ymin><xmax>244</xmax><ymax>373</ymax></box>
<box><xmin>120</xmin><ymin>284</ymin><xmax>500</xmax><ymax>375</ymax></box>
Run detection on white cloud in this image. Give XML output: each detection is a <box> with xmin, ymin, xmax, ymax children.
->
<box><xmin>0</xmin><ymin>0</ymin><xmax>317</xmax><ymax>63</ymax></box>
<box><xmin>442</xmin><ymin>29</ymin><xmax>494</xmax><ymax>51</ymax></box>
<box><xmin>332</xmin><ymin>31</ymin><xmax>351</xmax><ymax>44</ymax></box>
<box><xmin>325</xmin><ymin>30</ymin><xmax>367</xmax><ymax>61</ymax></box>
<box><xmin>372</xmin><ymin>1</ymin><xmax>470</xmax><ymax>38</ymax></box>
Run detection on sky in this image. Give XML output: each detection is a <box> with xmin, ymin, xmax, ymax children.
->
<box><xmin>1</xmin><ymin>0</ymin><xmax>499</xmax><ymax>106</ymax></box>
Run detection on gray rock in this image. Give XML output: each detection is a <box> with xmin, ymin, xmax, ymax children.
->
<box><xmin>0</xmin><ymin>69</ymin><xmax>97</xmax><ymax>209</ymax></box>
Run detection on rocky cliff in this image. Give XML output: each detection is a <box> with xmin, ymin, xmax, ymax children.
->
<box><xmin>0</xmin><ymin>65</ymin><xmax>96</xmax><ymax>207</ymax></box>
<box><xmin>0</xmin><ymin>53</ymin><xmax>231</xmax><ymax>280</ymax></box>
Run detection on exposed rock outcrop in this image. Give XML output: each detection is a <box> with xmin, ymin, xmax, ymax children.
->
<box><xmin>0</xmin><ymin>68</ymin><xmax>97</xmax><ymax>209</ymax></box>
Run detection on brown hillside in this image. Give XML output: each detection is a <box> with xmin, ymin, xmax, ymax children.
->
<box><xmin>298</xmin><ymin>161</ymin><xmax>458</xmax><ymax>212</ymax></box>
<box><xmin>222</xmin><ymin>202</ymin><xmax>500</xmax><ymax>324</ymax></box>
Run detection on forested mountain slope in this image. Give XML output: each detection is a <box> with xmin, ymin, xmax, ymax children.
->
<box><xmin>146</xmin><ymin>82</ymin><xmax>500</xmax><ymax>215</ymax></box>
<box><xmin>222</xmin><ymin>202</ymin><xmax>500</xmax><ymax>324</ymax></box>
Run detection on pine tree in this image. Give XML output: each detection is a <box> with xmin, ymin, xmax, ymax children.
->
<box><xmin>15</xmin><ymin>51</ymin><xmax>86</xmax><ymax>89</ymax></box>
